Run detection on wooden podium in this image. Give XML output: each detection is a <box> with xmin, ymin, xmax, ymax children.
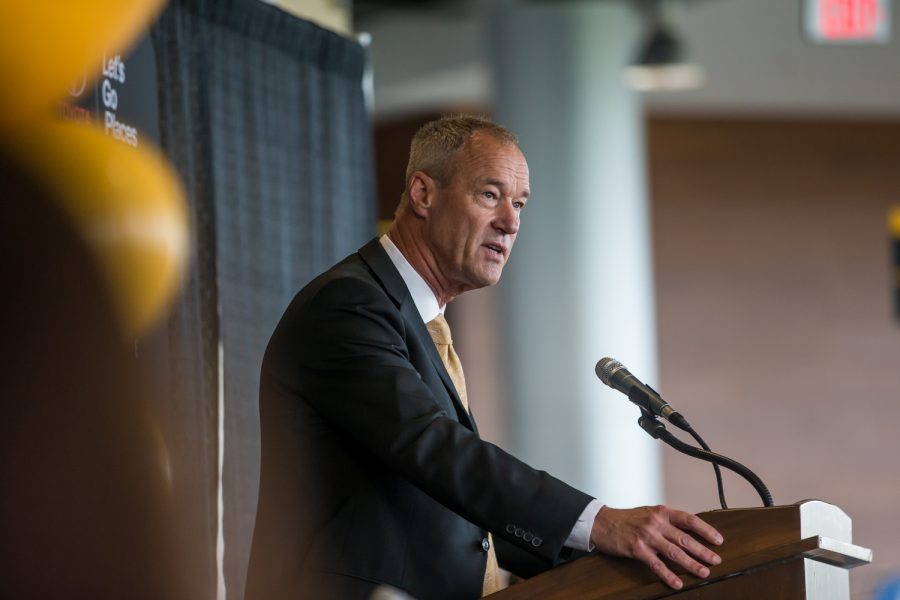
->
<box><xmin>490</xmin><ymin>500</ymin><xmax>871</xmax><ymax>599</ymax></box>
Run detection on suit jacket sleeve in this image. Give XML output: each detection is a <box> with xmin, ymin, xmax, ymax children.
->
<box><xmin>269</xmin><ymin>270</ymin><xmax>592</xmax><ymax>565</ymax></box>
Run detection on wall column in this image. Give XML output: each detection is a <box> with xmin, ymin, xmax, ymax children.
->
<box><xmin>491</xmin><ymin>1</ymin><xmax>662</xmax><ymax>506</ymax></box>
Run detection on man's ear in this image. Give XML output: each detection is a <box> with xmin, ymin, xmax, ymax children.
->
<box><xmin>407</xmin><ymin>171</ymin><xmax>435</xmax><ymax>218</ymax></box>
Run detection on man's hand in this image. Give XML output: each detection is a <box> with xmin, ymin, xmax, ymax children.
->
<box><xmin>591</xmin><ymin>505</ymin><xmax>724</xmax><ymax>590</ymax></box>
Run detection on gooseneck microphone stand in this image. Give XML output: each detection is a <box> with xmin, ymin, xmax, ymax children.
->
<box><xmin>637</xmin><ymin>408</ymin><xmax>775</xmax><ymax>508</ymax></box>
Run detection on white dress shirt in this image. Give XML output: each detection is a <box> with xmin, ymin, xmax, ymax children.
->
<box><xmin>379</xmin><ymin>234</ymin><xmax>601</xmax><ymax>552</ymax></box>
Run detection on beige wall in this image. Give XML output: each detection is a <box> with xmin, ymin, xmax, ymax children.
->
<box><xmin>649</xmin><ymin>116</ymin><xmax>900</xmax><ymax>598</ymax></box>
<box><xmin>268</xmin><ymin>0</ymin><xmax>351</xmax><ymax>36</ymax></box>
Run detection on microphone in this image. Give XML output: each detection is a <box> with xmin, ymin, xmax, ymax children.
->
<box><xmin>595</xmin><ymin>357</ymin><xmax>691</xmax><ymax>431</ymax></box>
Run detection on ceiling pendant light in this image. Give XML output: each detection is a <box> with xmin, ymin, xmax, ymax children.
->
<box><xmin>624</xmin><ymin>0</ymin><xmax>706</xmax><ymax>92</ymax></box>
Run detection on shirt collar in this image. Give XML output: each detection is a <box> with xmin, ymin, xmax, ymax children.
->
<box><xmin>379</xmin><ymin>234</ymin><xmax>442</xmax><ymax>323</ymax></box>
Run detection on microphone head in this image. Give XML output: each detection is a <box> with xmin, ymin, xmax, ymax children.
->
<box><xmin>595</xmin><ymin>357</ymin><xmax>625</xmax><ymax>387</ymax></box>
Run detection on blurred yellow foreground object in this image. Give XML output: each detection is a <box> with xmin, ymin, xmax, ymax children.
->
<box><xmin>6</xmin><ymin>120</ymin><xmax>189</xmax><ymax>337</ymax></box>
<box><xmin>890</xmin><ymin>205</ymin><xmax>900</xmax><ymax>238</ymax></box>
<box><xmin>0</xmin><ymin>0</ymin><xmax>167</xmax><ymax>129</ymax></box>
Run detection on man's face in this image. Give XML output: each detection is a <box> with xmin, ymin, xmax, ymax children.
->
<box><xmin>425</xmin><ymin>132</ymin><xmax>530</xmax><ymax>293</ymax></box>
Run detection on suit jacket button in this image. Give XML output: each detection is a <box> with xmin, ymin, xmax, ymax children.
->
<box><xmin>505</xmin><ymin>524</ymin><xmax>516</xmax><ymax>534</ymax></box>
<box><xmin>481</xmin><ymin>537</ymin><xmax>490</xmax><ymax>552</ymax></box>
<box><xmin>531</xmin><ymin>537</ymin><xmax>543</xmax><ymax>548</ymax></box>
<box><xmin>514</xmin><ymin>528</ymin><xmax>525</xmax><ymax>538</ymax></box>
<box><xmin>523</xmin><ymin>532</ymin><xmax>534</xmax><ymax>543</ymax></box>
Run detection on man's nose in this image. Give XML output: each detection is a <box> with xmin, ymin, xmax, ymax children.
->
<box><xmin>494</xmin><ymin>202</ymin><xmax>519</xmax><ymax>235</ymax></box>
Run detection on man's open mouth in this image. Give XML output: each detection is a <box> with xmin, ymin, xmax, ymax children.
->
<box><xmin>484</xmin><ymin>243</ymin><xmax>505</xmax><ymax>256</ymax></box>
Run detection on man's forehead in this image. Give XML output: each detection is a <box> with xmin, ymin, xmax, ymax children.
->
<box><xmin>455</xmin><ymin>135</ymin><xmax>529</xmax><ymax>178</ymax></box>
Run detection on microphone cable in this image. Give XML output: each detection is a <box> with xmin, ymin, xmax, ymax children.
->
<box><xmin>684</xmin><ymin>425</ymin><xmax>728</xmax><ymax>510</ymax></box>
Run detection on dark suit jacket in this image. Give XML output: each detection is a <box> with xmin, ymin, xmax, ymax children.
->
<box><xmin>245</xmin><ymin>239</ymin><xmax>592</xmax><ymax>600</ymax></box>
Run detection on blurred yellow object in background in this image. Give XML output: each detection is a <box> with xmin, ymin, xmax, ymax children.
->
<box><xmin>0</xmin><ymin>0</ymin><xmax>166</xmax><ymax>129</ymax></box>
<box><xmin>889</xmin><ymin>205</ymin><xmax>900</xmax><ymax>238</ymax></box>
<box><xmin>5</xmin><ymin>120</ymin><xmax>189</xmax><ymax>337</ymax></box>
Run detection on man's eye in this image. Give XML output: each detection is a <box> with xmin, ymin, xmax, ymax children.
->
<box><xmin>483</xmin><ymin>191</ymin><xmax>496</xmax><ymax>200</ymax></box>
<box><xmin>513</xmin><ymin>201</ymin><xmax>524</xmax><ymax>209</ymax></box>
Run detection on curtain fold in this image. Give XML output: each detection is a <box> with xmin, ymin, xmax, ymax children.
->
<box><xmin>151</xmin><ymin>1</ymin><xmax>374</xmax><ymax>597</ymax></box>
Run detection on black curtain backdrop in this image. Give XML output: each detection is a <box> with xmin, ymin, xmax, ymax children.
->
<box><xmin>151</xmin><ymin>1</ymin><xmax>375</xmax><ymax>597</ymax></box>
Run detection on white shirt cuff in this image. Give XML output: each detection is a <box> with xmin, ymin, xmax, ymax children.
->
<box><xmin>563</xmin><ymin>498</ymin><xmax>602</xmax><ymax>551</ymax></box>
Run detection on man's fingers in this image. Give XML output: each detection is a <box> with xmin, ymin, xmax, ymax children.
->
<box><xmin>657</xmin><ymin>538</ymin><xmax>712</xmax><ymax>579</ymax></box>
<box><xmin>634</xmin><ymin>546</ymin><xmax>684</xmax><ymax>590</ymax></box>
<box><xmin>669</xmin><ymin>510</ymin><xmax>724</xmax><ymax>546</ymax></box>
<box><xmin>669</xmin><ymin>528</ymin><xmax>722</xmax><ymax>567</ymax></box>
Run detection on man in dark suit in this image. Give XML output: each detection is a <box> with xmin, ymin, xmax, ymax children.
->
<box><xmin>245</xmin><ymin>115</ymin><xmax>723</xmax><ymax>599</ymax></box>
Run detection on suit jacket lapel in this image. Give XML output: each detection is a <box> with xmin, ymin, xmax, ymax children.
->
<box><xmin>358</xmin><ymin>239</ymin><xmax>477</xmax><ymax>432</ymax></box>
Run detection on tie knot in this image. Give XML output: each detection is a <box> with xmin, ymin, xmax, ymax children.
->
<box><xmin>426</xmin><ymin>313</ymin><xmax>452</xmax><ymax>345</ymax></box>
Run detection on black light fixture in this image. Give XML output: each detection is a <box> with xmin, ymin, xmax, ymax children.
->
<box><xmin>624</xmin><ymin>0</ymin><xmax>705</xmax><ymax>92</ymax></box>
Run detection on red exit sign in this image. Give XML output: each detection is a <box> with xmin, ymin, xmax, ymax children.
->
<box><xmin>804</xmin><ymin>0</ymin><xmax>890</xmax><ymax>43</ymax></box>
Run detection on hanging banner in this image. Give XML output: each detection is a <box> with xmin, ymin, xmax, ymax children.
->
<box><xmin>64</xmin><ymin>32</ymin><xmax>160</xmax><ymax>147</ymax></box>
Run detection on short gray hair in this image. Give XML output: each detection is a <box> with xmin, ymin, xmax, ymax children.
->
<box><xmin>396</xmin><ymin>115</ymin><xmax>518</xmax><ymax>214</ymax></box>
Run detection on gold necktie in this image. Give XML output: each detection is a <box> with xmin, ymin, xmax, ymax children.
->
<box><xmin>426</xmin><ymin>314</ymin><xmax>502</xmax><ymax>597</ymax></box>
